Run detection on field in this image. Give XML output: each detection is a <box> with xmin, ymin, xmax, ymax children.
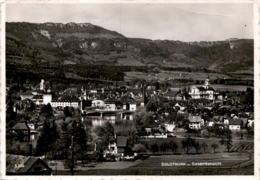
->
<box><xmin>124</xmin><ymin>71</ymin><xmax>230</xmax><ymax>81</ymax></box>
<box><xmin>138</xmin><ymin>136</ymin><xmax>253</xmax><ymax>154</ymax></box>
<box><xmin>131</xmin><ymin>153</ymin><xmax>252</xmax><ymax>169</ymax></box>
<box><xmin>211</xmin><ymin>84</ymin><xmax>253</xmax><ymax>92</ymax></box>
<box><xmin>57</xmin><ymin>152</ymin><xmax>253</xmax><ymax>175</ymax></box>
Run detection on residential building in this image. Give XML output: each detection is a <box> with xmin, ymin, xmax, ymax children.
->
<box><xmin>91</xmin><ymin>99</ymin><xmax>105</xmax><ymax>108</ymax></box>
<box><xmin>6</xmin><ymin>154</ymin><xmax>52</xmax><ymax>175</ymax></box>
<box><xmin>188</xmin><ymin>114</ymin><xmax>204</xmax><ymax>130</ymax></box>
<box><xmin>229</xmin><ymin>119</ymin><xmax>241</xmax><ymax>131</ymax></box>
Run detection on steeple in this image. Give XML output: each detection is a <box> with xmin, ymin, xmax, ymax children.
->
<box><xmin>40</xmin><ymin>79</ymin><xmax>45</xmax><ymax>91</ymax></box>
<box><xmin>204</xmin><ymin>78</ymin><xmax>210</xmax><ymax>89</ymax></box>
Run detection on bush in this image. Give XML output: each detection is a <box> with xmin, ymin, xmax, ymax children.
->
<box><xmin>151</xmin><ymin>143</ymin><xmax>159</xmax><ymax>153</ymax></box>
<box><xmin>132</xmin><ymin>144</ymin><xmax>147</xmax><ymax>153</ymax></box>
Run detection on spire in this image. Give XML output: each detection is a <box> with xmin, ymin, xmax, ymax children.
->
<box><xmin>40</xmin><ymin>79</ymin><xmax>45</xmax><ymax>91</ymax></box>
<box><xmin>204</xmin><ymin>77</ymin><xmax>210</xmax><ymax>89</ymax></box>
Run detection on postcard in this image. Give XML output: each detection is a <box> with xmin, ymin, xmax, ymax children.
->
<box><xmin>1</xmin><ymin>0</ymin><xmax>258</xmax><ymax>179</ymax></box>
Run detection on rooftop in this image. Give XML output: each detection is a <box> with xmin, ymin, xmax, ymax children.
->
<box><xmin>116</xmin><ymin>136</ymin><xmax>127</xmax><ymax>147</ymax></box>
<box><xmin>6</xmin><ymin>154</ymin><xmax>51</xmax><ymax>174</ymax></box>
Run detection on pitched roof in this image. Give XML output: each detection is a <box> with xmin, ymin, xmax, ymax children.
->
<box><xmin>104</xmin><ymin>98</ymin><xmax>116</xmax><ymax>104</ymax></box>
<box><xmin>212</xmin><ymin>116</ymin><xmax>224</xmax><ymax>121</ymax></box>
<box><xmin>6</xmin><ymin>154</ymin><xmax>52</xmax><ymax>174</ymax></box>
<box><xmin>116</xmin><ymin>136</ymin><xmax>127</xmax><ymax>147</ymax></box>
<box><xmin>229</xmin><ymin>119</ymin><xmax>241</xmax><ymax>125</ymax></box>
<box><xmin>163</xmin><ymin>90</ymin><xmax>178</xmax><ymax>97</ymax></box>
<box><xmin>12</xmin><ymin>122</ymin><xmax>29</xmax><ymax>130</ymax></box>
<box><xmin>193</xmin><ymin>86</ymin><xmax>215</xmax><ymax>92</ymax></box>
<box><xmin>197</xmin><ymin>86</ymin><xmax>206</xmax><ymax>91</ymax></box>
<box><xmin>32</xmin><ymin>95</ymin><xmax>43</xmax><ymax>100</ymax></box>
<box><xmin>121</xmin><ymin>96</ymin><xmax>136</xmax><ymax>104</ymax></box>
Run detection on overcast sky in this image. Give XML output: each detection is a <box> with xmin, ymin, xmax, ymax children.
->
<box><xmin>6</xmin><ymin>3</ymin><xmax>253</xmax><ymax>41</ymax></box>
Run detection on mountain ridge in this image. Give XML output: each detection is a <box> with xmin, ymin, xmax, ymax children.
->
<box><xmin>6</xmin><ymin>22</ymin><xmax>253</xmax><ymax>72</ymax></box>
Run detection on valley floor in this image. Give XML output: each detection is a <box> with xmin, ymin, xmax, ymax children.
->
<box><xmin>55</xmin><ymin>152</ymin><xmax>253</xmax><ymax>175</ymax></box>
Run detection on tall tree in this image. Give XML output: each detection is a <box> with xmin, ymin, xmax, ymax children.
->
<box><xmin>211</xmin><ymin>143</ymin><xmax>219</xmax><ymax>153</ymax></box>
<box><xmin>169</xmin><ymin>140</ymin><xmax>178</xmax><ymax>153</ymax></box>
<box><xmin>94</xmin><ymin>122</ymin><xmax>114</xmax><ymax>152</ymax></box>
<box><xmin>201</xmin><ymin>142</ymin><xmax>208</xmax><ymax>153</ymax></box>
<box><xmin>36</xmin><ymin>120</ymin><xmax>59</xmax><ymax>156</ymax></box>
<box><xmin>181</xmin><ymin>136</ymin><xmax>196</xmax><ymax>154</ymax></box>
<box><xmin>220</xmin><ymin>129</ymin><xmax>233</xmax><ymax>152</ymax></box>
<box><xmin>133</xmin><ymin>108</ymin><xmax>154</xmax><ymax>130</ymax></box>
<box><xmin>40</xmin><ymin>103</ymin><xmax>53</xmax><ymax>118</ymax></box>
<box><xmin>193</xmin><ymin>142</ymin><xmax>201</xmax><ymax>154</ymax></box>
<box><xmin>54</xmin><ymin>121</ymin><xmax>70</xmax><ymax>159</ymax></box>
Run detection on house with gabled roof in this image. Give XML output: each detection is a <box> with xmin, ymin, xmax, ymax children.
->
<box><xmin>103</xmin><ymin>135</ymin><xmax>128</xmax><ymax>159</ymax></box>
<box><xmin>188</xmin><ymin>114</ymin><xmax>204</xmax><ymax>130</ymax></box>
<box><xmin>6</xmin><ymin>154</ymin><xmax>52</xmax><ymax>175</ymax></box>
<box><xmin>229</xmin><ymin>119</ymin><xmax>241</xmax><ymax>131</ymax></box>
<box><xmin>20</xmin><ymin>91</ymin><xmax>33</xmax><ymax>101</ymax></box>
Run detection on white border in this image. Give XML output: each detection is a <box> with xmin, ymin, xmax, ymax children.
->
<box><xmin>253</xmin><ymin>0</ymin><xmax>259</xmax><ymax>179</ymax></box>
<box><xmin>1</xmin><ymin>0</ymin><xmax>259</xmax><ymax>180</ymax></box>
<box><xmin>1</xmin><ymin>0</ymin><xmax>6</xmax><ymax>179</ymax></box>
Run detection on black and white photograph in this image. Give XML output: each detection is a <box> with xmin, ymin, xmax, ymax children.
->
<box><xmin>3</xmin><ymin>1</ymin><xmax>256</xmax><ymax>176</ymax></box>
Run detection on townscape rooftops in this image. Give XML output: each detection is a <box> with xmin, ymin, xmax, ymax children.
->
<box><xmin>53</xmin><ymin>95</ymin><xmax>79</xmax><ymax>102</ymax></box>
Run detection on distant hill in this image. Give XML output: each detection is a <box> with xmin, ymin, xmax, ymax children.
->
<box><xmin>6</xmin><ymin>22</ymin><xmax>253</xmax><ymax>73</ymax></box>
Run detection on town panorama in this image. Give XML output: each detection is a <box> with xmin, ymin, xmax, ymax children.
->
<box><xmin>5</xmin><ymin>21</ymin><xmax>254</xmax><ymax>175</ymax></box>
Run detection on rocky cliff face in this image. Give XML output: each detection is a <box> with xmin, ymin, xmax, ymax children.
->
<box><xmin>6</xmin><ymin>22</ymin><xmax>253</xmax><ymax>72</ymax></box>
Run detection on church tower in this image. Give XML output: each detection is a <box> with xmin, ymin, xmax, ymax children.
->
<box><xmin>40</xmin><ymin>79</ymin><xmax>45</xmax><ymax>91</ymax></box>
<box><xmin>204</xmin><ymin>78</ymin><xmax>210</xmax><ymax>89</ymax></box>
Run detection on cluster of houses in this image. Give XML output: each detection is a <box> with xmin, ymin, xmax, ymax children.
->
<box><xmin>187</xmin><ymin>113</ymin><xmax>253</xmax><ymax>131</ymax></box>
<box><xmin>6</xmin><ymin>77</ymin><xmax>254</xmax><ymax>169</ymax></box>
<box><xmin>19</xmin><ymin>79</ymin><xmax>79</xmax><ymax>109</ymax></box>
<box><xmin>15</xmin><ymin>78</ymin><xmax>254</xmax><ymax>134</ymax></box>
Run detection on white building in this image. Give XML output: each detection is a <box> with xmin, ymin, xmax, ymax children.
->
<box><xmin>188</xmin><ymin>115</ymin><xmax>204</xmax><ymax>130</ymax></box>
<box><xmin>51</xmin><ymin>101</ymin><xmax>79</xmax><ymax>108</ymax></box>
<box><xmin>43</xmin><ymin>94</ymin><xmax>52</xmax><ymax>104</ymax></box>
<box><xmin>40</xmin><ymin>79</ymin><xmax>45</xmax><ymax>91</ymax></box>
<box><xmin>129</xmin><ymin>104</ymin><xmax>137</xmax><ymax>111</ymax></box>
<box><xmin>91</xmin><ymin>100</ymin><xmax>105</xmax><ymax>108</ymax></box>
<box><xmin>189</xmin><ymin>79</ymin><xmax>219</xmax><ymax>100</ymax></box>
<box><xmin>123</xmin><ymin>103</ymin><xmax>137</xmax><ymax>112</ymax></box>
<box><xmin>164</xmin><ymin>123</ymin><xmax>176</xmax><ymax>133</ymax></box>
<box><xmin>228</xmin><ymin>120</ymin><xmax>241</xmax><ymax>131</ymax></box>
<box><xmin>247</xmin><ymin>119</ymin><xmax>254</xmax><ymax>127</ymax></box>
<box><xmin>20</xmin><ymin>92</ymin><xmax>33</xmax><ymax>100</ymax></box>
<box><xmin>104</xmin><ymin>103</ymin><xmax>116</xmax><ymax>111</ymax></box>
